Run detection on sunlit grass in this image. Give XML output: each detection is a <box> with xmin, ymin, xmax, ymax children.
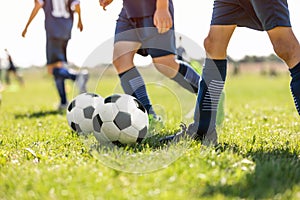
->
<box><xmin>0</xmin><ymin>67</ymin><xmax>299</xmax><ymax>199</ymax></box>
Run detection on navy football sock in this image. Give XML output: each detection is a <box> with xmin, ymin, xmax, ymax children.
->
<box><xmin>172</xmin><ymin>61</ymin><xmax>200</xmax><ymax>93</ymax></box>
<box><xmin>52</xmin><ymin>67</ymin><xmax>77</xmax><ymax>81</ymax></box>
<box><xmin>193</xmin><ymin>59</ymin><xmax>227</xmax><ymax>139</ymax></box>
<box><xmin>52</xmin><ymin>68</ymin><xmax>71</xmax><ymax>104</ymax></box>
<box><xmin>119</xmin><ymin>67</ymin><xmax>155</xmax><ymax>115</ymax></box>
<box><xmin>54</xmin><ymin>77</ymin><xmax>67</xmax><ymax>104</ymax></box>
<box><xmin>289</xmin><ymin>62</ymin><xmax>300</xmax><ymax>115</ymax></box>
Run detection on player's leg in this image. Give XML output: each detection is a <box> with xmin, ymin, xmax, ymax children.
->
<box><xmin>267</xmin><ymin>27</ymin><xmax>300</xmax><ymax>68</ymax></box>
<box><xmin>51</xmin><ymin>61</ymin><xmax>88</xmax><ymax>94</ymax></box>
<box><xmin>160</xmin><ymin>25</ymin><xmax>235</xmax><ymax>145</ymax></box>
<box><xmin>49</xmin><ymin>39</ymin><xmax>78</xmax><ymax>81</ymax></box>
<box><xmin>267</xmin><ymin>27</ymin><xmax>300</xmax><ymax>114</ymax></box>
<box><xmin>249</xmin><ymin>0</ymin><xmax>300</xmax><ymax>115</ymax></box>
<box><xmin>190</xmin><ymin>25</ymin><xmax>235</xmax><ymax>144</ymax></box>
<box><xmin>152</xmin><ymin>54</ymin><xmax>199</xmax><ymax>93</ymax></box>
<box><xmin>9</xmin><ymin>65</ymin><xmax>24</xmax><ymax>86</ymax></box>
<box><xmin>48</xmin><ymin>39</ymin><xmax>76</xmax><ymax>81</ymax></box>
<box><xmin>47</xmin><ymin>38</ymin><xmax>72</xmax><ymax>108</ymax></box>
<box><xmin>48</xmin><ymin>39</ymin><xmax>88</xmax><ymax>95</ymax></box>
<box><xmin>113</xmin><ymin>41</ymin><xmax>156</xmax><ymax>116</ymax></box>
<box><xmin>51</xmin><ymin>61</ymin><xmax>76</xmax><ymax>80</ymax></box>
<box><xmin>138</xmin><ymin>3</ymin><xmax>200</xmax><ymax>94</ymax></box>
<box><xmin>113</xmin><ymin>41</ymin><xmax>139</xmax><ymax>74</ymax></box>
<box><xmin>114</xmin><ymin>8</ymin><xmax>157</xmax><ymax>116</ymax></box>
<box><xmin>54</xmin><ymin>72</ymin><xmax>67</xmax><ymax>109</ymax></box>
<box><xmin>13</xmin><ymin>70</ymin><xmax>24</xmax><ymax>86</ymax></box>
<box><xmin>5</xmin><ymin>70</ymin><xmax>10</xmax><ymax>85</ymax></box>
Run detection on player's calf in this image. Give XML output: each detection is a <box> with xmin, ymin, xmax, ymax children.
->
<box><xmin>289</xmin><ymin>62</ymin><xmax>300</xmax><ymax>115</ymax></box>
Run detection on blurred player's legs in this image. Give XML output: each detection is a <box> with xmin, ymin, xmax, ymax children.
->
<box><xmin>52</xmin><ymin>65</ymin><xmax>89</xmax><ymax>110</ymax></box>
<box><xmin>5</xmin><ymin>71</ymin><xmax>10</xmax><ymax>85</ymax></box>
<box><xmin>13</xmin><ymin>71</ymin><xmax>24</xmax><ymax>86</ymax></box>
<box><xmin>47</xmin><ymin>38</ymin><xmax>89</xmax><ymax>110</ymax></box>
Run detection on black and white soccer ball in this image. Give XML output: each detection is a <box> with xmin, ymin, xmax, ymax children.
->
<box><xmin>92</xmin><ymin>94</ymin><xmax>149</xmax><ymax>145</ymax></box>
<box><xmin>66</xmin><ymin>92</ymin><xmax>103</xmax><ymax>135</ymax></box>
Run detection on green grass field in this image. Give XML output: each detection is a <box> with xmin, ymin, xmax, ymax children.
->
<box><xmin>1</xmin><ymin>67</ymin><xmax>300</xmax><ymax>200</ymax></box>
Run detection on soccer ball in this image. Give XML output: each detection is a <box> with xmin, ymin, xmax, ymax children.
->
<box><xmin>66</xmin><ymin>92</ymin><xmax>103</xmax><ymax>135</ymax></box>
<box><xmin>92</xmin><ymin>94</ymin><xmax>149</xmax><ymax>145</ymax></box>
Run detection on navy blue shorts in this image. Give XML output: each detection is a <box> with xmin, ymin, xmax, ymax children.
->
<box><xmin>211</xmin><ymin>0</ymin><xmax>291</xmax><ymax>31</ymax></box>
<box><xmin>46</xmin><ymin>37</ymin><xmax>68</xmax><ymax>65</ymax></box>
<box><xmin>114</xmin><ymin>8</ymin><xmax>176</xmax><ymax>58</ymax></box>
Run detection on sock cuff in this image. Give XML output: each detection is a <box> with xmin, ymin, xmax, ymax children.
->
<box><xmin>289</xmin><ymin>62</ymin><xmax>300</xmax><ymax>76</ymax></box>
<box><xmin>178</xmin><ymin>62</ymin><xmax>188</xmax><ymax>75</ymax></box>
<box><xmin>204</xmin><ymin>58</ymin><xmax>227</xmax><ymax>70</ymax></box>
<box><xmin>172</xmin><ymin>62</ymin><xmax>187</xmax><ymax>80</ymax></box>
<box><xmin>119</xmin><ymin>67</ymin><xmax>140</xmax><ymax>80</ymax></box>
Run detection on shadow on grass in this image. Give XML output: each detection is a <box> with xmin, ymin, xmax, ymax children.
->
<box><xmin>87</xmin><ymin>128</ymin><xmax>190</xmax><ymax>174</ymax></box>
<box><xmin>14</xmin><ymin>110</ymin><xmax>64</xmax><ymax>119</ymax></box>
<box><xmin>202</xmin><ymin>143</ymin><xmax>300</xmax><ymax>199</ymax></box>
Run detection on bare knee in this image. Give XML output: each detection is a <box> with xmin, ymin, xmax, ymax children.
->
<box><xmin>113</xmin><ymin>52</ymin><xmax>135</xmax><ymax>74</ymax></box>
<box><xmin>204</xmin><ymin>36</ymin><xmax>227</xmax><ymax>59</ymax></box>
<box><xmin>268</xmin><ymin>27</ymin><xmax>300</xmax><ymax>67</ymax></box>
<box><xmin>272</xmin><ymin>39</ymin><xmax>297</xmax><ymax>63</ymax></box>
<box><xmin>153</xmin><ymin>55</ymin><xmax>179</xmax><ymax>78</ymax></box>
<box><xmin>203</xmin><ymin>36</ymin><xmax>213</xmax><ymax>55</ymax></box>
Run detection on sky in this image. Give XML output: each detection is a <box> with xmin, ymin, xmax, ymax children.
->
<box><xmin>0</xmin><ymin>0</ymin><xmax>300</xmax><ymax>68</ymax></box>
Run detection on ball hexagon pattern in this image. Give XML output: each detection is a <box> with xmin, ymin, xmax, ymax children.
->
<box><xmin>92</xmin><ymin>94</ymin><xmax>149</xmax><ymax>145</ymax></box>
<box><xmin>66</xmin><ymin>92</ymin><xmax>104</xmax><ymax>135</ymax></box>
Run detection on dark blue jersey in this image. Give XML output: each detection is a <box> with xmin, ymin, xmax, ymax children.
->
<box><xmin>41</xmin><ymin>0</ymin><xmax>78</xmax><ymax>39</ymax></box>
<box><xmin>123</xmin><ymin>0</ymin><xmax>173</xmax><ymax>18</ymax></box>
